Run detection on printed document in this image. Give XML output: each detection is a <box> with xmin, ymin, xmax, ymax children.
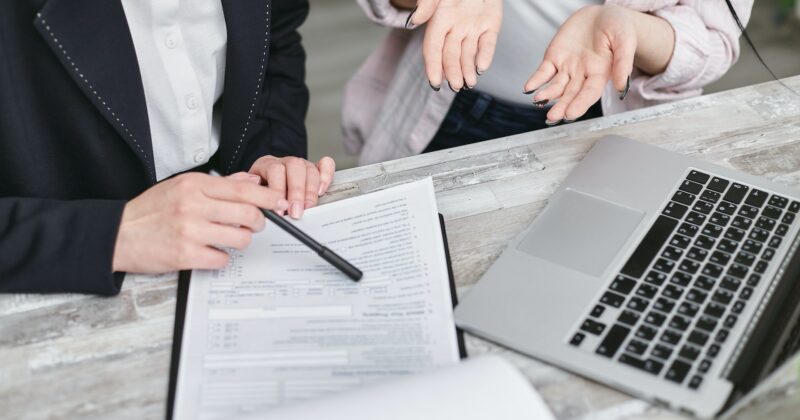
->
<box><xmin>173</xmin><ymin>178</ymin><xmax>460</xmax><ymax>419</ymax></box>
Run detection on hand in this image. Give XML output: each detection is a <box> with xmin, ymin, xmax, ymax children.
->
<box><xmin>112</xmin><ymin>173</ymin><xmax>289</xmax><ymax>273</ymax></box>
<box><xmin>408</xmin><ymin>0</ymin><xmax>502</xmax><ymax>92</ymax></box>
<box><xmin>248</xmin><ymin>155</ymin><xmax>335</xmax><ymax>219</ymax></box>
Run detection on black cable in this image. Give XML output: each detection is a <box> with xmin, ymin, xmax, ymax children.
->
<box><xmin>724</xmin><ymin>0</ymin><xmax>800</xmax><ymax>96</ymax></box>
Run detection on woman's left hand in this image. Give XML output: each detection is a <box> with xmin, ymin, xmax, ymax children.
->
<box><xmin>248</xmin><ymin>156</ymin><xmax>336</xmax><ymax>219</ymax></box>
<box><xmin>524</xmin><ymin>5</ymin><xmax>637</xmax><ymax>124</ymax></box>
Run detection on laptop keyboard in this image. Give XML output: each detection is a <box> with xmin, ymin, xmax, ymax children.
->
<box><xmin>569</xmin><ymin>169</ymin><xmax>799</xmax><ymax>390</ymax></box>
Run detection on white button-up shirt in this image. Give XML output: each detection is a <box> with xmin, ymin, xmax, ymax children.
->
<box><xmin>121</xmin><ymin>0</ymin><xmax>227</xmax><ymax>180</ymax></box>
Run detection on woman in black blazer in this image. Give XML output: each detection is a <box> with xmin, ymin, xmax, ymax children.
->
<box><xmin>0</xmin><ymin>0</ymin><xmax>334</xmax><ymax>295</ymax></box>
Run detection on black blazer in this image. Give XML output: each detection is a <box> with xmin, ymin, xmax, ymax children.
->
<box><xmin>0</xmin><ymin>0</ymin><xmax>310</xmax><ymax>295</ymax></box>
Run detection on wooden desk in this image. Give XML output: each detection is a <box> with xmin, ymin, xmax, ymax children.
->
<box><xmin>2</xmin><ymin>77</ymin><xmax>800</xmax><ymax>419</ymax></box>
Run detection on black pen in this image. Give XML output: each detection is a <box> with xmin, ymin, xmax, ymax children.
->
<box><xmin>261</xmin><ymin>209</ymin><xmax>363</xmax><ymax>282</ymax></box>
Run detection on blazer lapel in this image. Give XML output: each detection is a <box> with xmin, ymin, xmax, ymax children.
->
<box><xmin>34</xmin><ymin>0</ymin><xmax>156</xmax><ymax>183</ymax></box>
<box><xmin>218</xmin><ymin>0</ymin><xmax>272</xmax><ymax>174</ymax></box>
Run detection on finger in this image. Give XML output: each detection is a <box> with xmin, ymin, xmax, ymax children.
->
<box><xmin>251</xmin><ymin>160</ymin><xmax>287</xmax><ymax>214</ymax></box>
<box><xmin>547</xmin><ymin>75</ymin><xmax>584</xmax><ymax>122</ymax></box>
<box><xmin>611</xmin><ymin>36</ymin><xmax>636</xmax><ymax>94</ymax></box>
<box><xmin>316</xmin><ymin>156</ymin><xmax>335</xmax><ymax>195</ymax></box>
<box><xmin>204</xmin><ymin>200</ymin><xmax>266</xmax><ymax>232</ymax></box>
<box><xmin>304</xmin><ymin>163</ymin><xmax>320</xmax><ymax>209</ymax></box>
<box><xmin>200</xmin><ymin>176</ymin><xmax>289</xmax><ymax>213</ymax></box>
<box><xmin>460</xmin><ymin>35</ymin><xmax>479</xmax><ymax>89</ymax></box>
<box><xmin>177</xmin><ymin>245</ymin><xmax>230</xmax><ymax>270</ymax></box>
<box><xmin>422</xmin><ymin>19</ymin><xmax>447</xmax><ymax>89</ymax></box>
<box><xmin>227</xmin><ymin>172</ymin><xmax>251</xmax><ymax>182</ymax></box>
<box><xmin>442</xmin><ymin>31</ymin><xmax>464</xmax><ymax>91</ymax></box>
<box><xmin>409</xmin><ymin>0</ymin><xmax>439</xmax><ymax>26</ymax></box>
<box><xmin>533</xmin><ymin>71</ymin><xmax>570</xmax><ymax>102</ymax></box>
<box><xmin>524</xmin><ymin>61</ymin><xmax>557</xmax><ymax>94</ymax></box>
<box><xmin>284</xmin><ymin>158</ymin><xmax>307</xmax><ymax>219</ymax></box>
<box><xmin>475</xmin><ymin>30</ymin><xmax>498</xmax><ymax>76</ymax></box>
<box><xmin>564</xmin><ymin>74</ymin><xmax>606</xmax><ymax>121</ymax></box>
<box><xmin>203</xmin><ymin>224</ymin><xmax>254</xmax><ymax>251</ymax></box>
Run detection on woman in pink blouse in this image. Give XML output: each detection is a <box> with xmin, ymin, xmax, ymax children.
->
<box><xmin>343</xmin><ymin>0</ymin><xmax>754</xmax><ymax>165</ymax></box>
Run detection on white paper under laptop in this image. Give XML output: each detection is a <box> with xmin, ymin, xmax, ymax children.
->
<box><xmin>173</xmin><ymin>178</ymin><xmax>461</xmax><ymax>419</ymax></box>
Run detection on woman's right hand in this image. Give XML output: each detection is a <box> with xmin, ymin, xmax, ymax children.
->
<box><xmin>112</xmin><ymin>172</ymin><xmax>289</xmax><ymax>274</ymax></box>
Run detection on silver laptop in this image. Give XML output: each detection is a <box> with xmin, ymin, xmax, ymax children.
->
<box><xmin>454</xmin><ymin>135</ymin><xmax>800</xmax><ymax>418</ymax></box>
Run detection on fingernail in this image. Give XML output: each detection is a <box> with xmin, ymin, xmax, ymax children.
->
<box><xmin>533</xmin><ymin>99</ymin><xmax>549</xmax><ymax>108</ymax></box>
<box><xmin>404</xmin><ymin>6</ymin><xmax>417</xmax><ymax>29</ymax></box>
<box><xmin>429</xmin><ymin>81</ymin><xmax>441</xmax><ymax>92</ymax></box>
<box><xmin>476</xmin><ymin>67</ymin><xmax>485</xmax><ymax>76</ymax></box>
<box><xmin>545</xmin><ymin>119</ymin><xmax>562</xmax><ymax>126</ymax></box>
<box><xmin>563</xmin><ymin>118</ymin><xmax>576</xmax><ymax>123</ymax></box>
<box><xmin>290</xmin><ymin>201</ymin><xmax>304</xmax><ymax>219</ymax></box>
<box><xmin>318</xmin><ymin>182</ymin><xmax>328</xmax><ymax>196</ymax></box>
<box><xmin>461</xmin><ymin>84</ymin><xmax>473</xmax><ymax>92</ymax></box>
<box><xmin>247</xmin><ymin>174</ymin><xmax>261</xmax><ymax>184</ymax></box>
<box><xmin>523</xmin><ymin>89</ymin><xmax>537</xmax><ymax>95</ymax></box>
<box><xmin>305</xmin><ymin>200</ymin><xmax>315</xmax><ymax>210</ymax></box>
<box><xmin>276</xmin><ymin>199</ymin><xmax>289</xmax><ymax>212</ymax></box>
<box><xmin>619</xmin><ymin>75</ymin><xmax>631</xmax><ymax>100</ymax></box>
<box><xmin>449</xmin><ymin>84</ymin><xmax>459</xmax><ymax>93</ymax></box>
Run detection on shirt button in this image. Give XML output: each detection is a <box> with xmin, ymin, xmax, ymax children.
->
<box><xmin>165</xmin><ymin>34</ymin><xmax>178</xmax><ymax>49</ymax></box>
<box><xmin>186</xmin><ymin>94</ymin><xmax>199</xmax><ymax>110</ymax></box>
<box><xmin>193</xmin><ymin>149</ymin><xmax>208</xmax><ymax>164</ymax></box>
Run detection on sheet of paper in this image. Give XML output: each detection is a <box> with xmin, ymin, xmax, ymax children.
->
<box><xmin>244</xmin><ymin>355</ymin><xmax>556</xmax><ymax>420</ymax></box>
<box><xmin>173</xmin><ymin>178</ymin><xmax>460</xmax><ymax>419</ymax></box>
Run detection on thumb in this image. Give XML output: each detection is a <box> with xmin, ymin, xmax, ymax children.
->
<box><xmin>407</xmin><ymin>0</ymin><xmax>439</xmax><ymax>28</ymax></box>
<box><xmin>610</xmin><ymin>34</ymin><xmax>636</xmax><ymax>97</ymax></box>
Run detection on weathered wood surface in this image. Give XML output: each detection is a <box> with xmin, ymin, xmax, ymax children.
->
<box><xmin>2</xmin><ymin>77</ymin><xmax>800</xmax><ymax>419</ymax></box>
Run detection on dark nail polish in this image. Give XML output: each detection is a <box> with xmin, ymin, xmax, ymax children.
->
<box><xmin>476</xmin><ymin>67</ymin><xmax>485</xmax><ymax>76</ymax></box>
<box><xmin>404</xmin><ymin>6</ymin><xmax>417</xmax><ymax>29</ymax></box>
<box><xmin>429</xmin><ymin>81</ymin><xmax>440</xmax><ymax>92</ymax></box>
<box><xmin>619</xmin><ymin>75</ymin><xmax>631</xmax><ymax>100</ymax></box>
<box><xmin>523</xmin><ymin>89</ymin><xmax>537</xmax><ymax>95</ymax></box>
<box><xmin>461</xmin><ymin>81</ymin><xmax>473</xmax><ymax>91</ymax></box>
<box><xmin>533</xmin><ymin>99</ymin><xmax>549</xmax><ymax>108</ymax></box>
<box><xmin>449</xmin><ymin>84</ymin><xmax>459</xmax><ymax>93</ymax></box>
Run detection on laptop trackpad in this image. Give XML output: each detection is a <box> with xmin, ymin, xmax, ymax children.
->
<box><xmin>517</xmin><ymin>189</ymin><xmax>645</xmax><ymax>277</ymax></box>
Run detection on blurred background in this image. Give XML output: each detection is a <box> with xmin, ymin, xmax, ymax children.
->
<box><xmin>300</xmin><ymin>0</ymin><xmax>800</xmax><ymax>170</ymax></box>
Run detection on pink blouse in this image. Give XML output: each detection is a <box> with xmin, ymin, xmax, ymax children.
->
<box><xmin>343</xmin><ymin>0</ymin><xmax>754</xmax><ymax>165</ymax></box>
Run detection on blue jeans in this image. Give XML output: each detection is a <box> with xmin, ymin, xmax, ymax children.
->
<box><xmin>423</xmin><ymin>90</ymin><xmax>603</xmax><ymax>153</ymax></box>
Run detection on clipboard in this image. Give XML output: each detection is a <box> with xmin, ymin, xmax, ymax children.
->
<box><xmin>166</xmin><ymin>214</ymin><xmax>466</xmax><ymax>418</ymax></box>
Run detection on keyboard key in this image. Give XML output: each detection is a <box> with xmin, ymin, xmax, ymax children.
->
<box><xmin>685</xmin><ymin>211</ymin><xmax>707</xmax><ymax>226</ymax></box>
<box><xmin>741</xmin><ymin>239</ymin><xmax>762</xmax><ymax>255</ymax></box>
<box><xmin>713</xmin><ymin>289</ymin><xmax>734</xmax><ymax>305</ymax></box>
<box><xmin>679</xmin><ymin>259</ymin><xmax>700</xmax><ymax>274</ymax></box>
<box><xmin>636</xmin><ymin>324</ymin><xmax>658</xmax><ymax>341</ymax></box>
<box><xmin>702</xmin><ymin>224</ymin><xmax>724</xmax><ymax>238</ymax></box>
<box><xmin>570</xmin><ymin>332</ymin><xmax>586</xmax><ymax>346</ymax></box>
<box><xmin>716</xmin><ymin>329</ymin><xmax>730</xmax><ymax>343</ymax></box>
<box><xmin>653</xmin><ymin>297</ymin><xmax>676</xmax><ymax>313</ymax></box>
<box><xmin>789</xmin><ymin>201</ymin><xmax>800</xmax><ymax>213</ymax></box>
<box><xmin>636</xmin><ymin>284</ymin><xmax>658</xmax><ymax>299</ymax></box>
<box><xmin>661</xmin><ymin>329</ymin><xmax>682</xmax><ymax>345</ymax></box>
<box><xmin>687</xmin><ymin>247</ymin><xmax>708</xmax><ymax>262</ymax></box>
<box><xmin>698</xmin><ymin>359</ymin><xmax>713</xmax><ymax>373</ymax></box>
<box><xmin>663</xmin><ymin>202</ymin><xmax>689</xmax><ymax>219</ymax></box>
<box><xmin>747</xmin><ymin>274</ymin><xmax>761</xmax><ymax>287</ymax></box>
<box><xmin>626</xmin><ymin>339</ymin><xmax>648</xmax><ymax>356</ymax></box>
<box><xmin>735</xmin><ymin>252</ymin><xmax>756</xmax><ymax>267</ymax></box>
<box><xmin>783</xmin><ymin>213</ymin><xmax>795</xmax><ymax>225</ymax></box>
<box><xmin>762</xmin><ymin>248</ymin><xmax>775</xmax><ymax>262</ymax></box>
<box><xmin>723</xmin><ymin>183</ymin><xmax>749</xmax><ymax>204</ymax></box>
<box><xmin>666</xmin><ymin>359</ymin><xmax>691</xmax><ymax>384</ymax></box>
<box><xmin>688</xmin><ymin>330</ymin><xmax>709</xmax><ymax>346</ymax></box>
<box><xmin>709</xmin><ymin>212</ymin><xmax>731</xmax><ymax>227</ymax></box>
<box><xmin>740</xmin><ymin>287</ymin><xmax>754</xmax><ymax>300</ymax></box>
<box><xmin>618</xmin><ymin>310</ymin><xmax>641</xmax><ymax>326</ymax></box>
<box><xmin>695</xmin><ymin>276</ymin><xmax>715</xmax><ymax>291</ymax></box>
<box><xmin>745</xmin><ymin>189</ymin><xmax>768</xmax><ymax>208</ymax></box>
<box><xmin>717</xmin><ymin>238</ymin><xmax>739</xmax><ymax>254</ymax></box>
<box><xmin>677</xmin><ymin>302</ymin><xmax>700</xmax><ymax>318</ymax></box>
<box><xmin>739</xmin><ymin>205</ymin><xmax>759</xmax><ymax>219</ymax></box>
<box><xmin>663</xmin><ymin>284</ymin><xmax>685</xmax><ymax>300</ymax></box>
<box><xmin>776</xmin><ymin>224</ymin><xmax>789</xmax><ymax>237</ymax></box>
<box><xmin>610</xmin><ymin>276</ymin><xmax>637</xmax><ymax>294</ymax></box>
<box><xmin>669</xmin><ymin>315</ymin><xmax>690</xmax><ymax>331</ymax></box>
<box><xmin>673</xmin><ymin>190</ymin><xmax>696</xmax><ymax>206</ymax></box>
<box><xmin>724</xmin><ymin>315</ymin><xmax>738</xmax><ymax>328</ymax></box>
<box><xmin>679</xmin><ymin>345</ymin><xmax>701</xmax><ymax>361</ymax></box>
<box><xmin>628</xmin><ymin>297</ymin><xmax>650</xmax><ymax>313</ymax></box>
<box><xmin>619</xmin><ymin>353</ymin><xmax>664</xmax><ymax>375</ymax></box>
<box><xmin>680</xmin><ymin>180</ymin><xmax>703</xmax><ymax>195</ymax></box>
<box><xmin>581</xmin><ymin>319</ymin><xmax>607</xmax><ymax>335</ymax></box>
<box><xmin>749</xmin><ymin>228</ymin><xmax>769</xmax><ymax>243</ymax></box>
<box><xmin>601</xmin><ymin>291</ymin><xmax>626</xmax><ymax>308</ymax></box>
<box><xmin>700</xmin><ymin>190</ymin><xmax>722</xmax><ymax>203</ymax></box>
<box><xmin>645</xmin><ymin>271</ymin><xmax>668</xmax><ymax>286</ymax></box>
<box><xmin>621</xmin><ymin>216</ymin><xmax>679</xmax><ymax>278</ymax></box>
<box><xmin>707</xmin><ymin>177</ymin><xmax>729</xmax><ymax>193</ymax></box>
<box><xmin>768</xmin><ymin>195</ymin><xmax>789</xmax><ymax>209</ymax></box>
<box><xmin>677</xmin><ymin>223</ymin><xmax>699</xmax><ymax>238</ymax></box>
<box><xmin>721</xmin><ymin>276</ymin><xmax>742</xmax><ymax>292</ymax></box>
<box><xmin>701</xmin><ymin>263</ymin><xmax>723</xmax><ymax>278</ymax></box>
<box><xmin>596</xmin><ymin>324</ymin><xmax>631</xmax><ymax>357</ymax></box>
<box><xmin>717</xmin><ymin>201</ymin><xmax>738</xmax><ymax>216</ymax></box>
<box><xmin>768</xmin><ymin>236</ymin><xmax>782</xmax><ymax>249</ymax></box>
<box><xmin>662</xmin><ymin>245</ymin><xmax>685</xmax><ymax>261</ymax></box>
<box><xmin>732</xmin><ymin>300</ymin><xmax>746</xmax><ymax>314</ymax></box>
<box><xmin>591</xmin><ymin>304</ymin><xmax>606</xmax><ymax>318</ymax></box>
<box><xmin>696</xmin><ymin>315</ymin><xmax>718</xmax><ymax>332</ymax></box>
<box><xmin>754</xmin><ymin>260</ymin><xmax>768</xmax><ymax>274</ymax></box>
<box><xmin>652</xmin><ymin>259</ymin><xmax>675</xmax><ymax>275</ymax></box>
<box><xmin>670</xmin><ymin>234</ymin><xmax>692</xmax><ymax>249</ymax></box>
<box><xmin>645</xmin><ymin>311</ymin><xmax>667</xmax><ymax>327</ymax></box>
<box><xmin>693</xmin><ymin>201</ymin><xmax>715</xmax><ymax>215</ymax></box>
<box><xmin>725</xmin><ymin>227</ymin><xmax>746</xmax><ymax>242</ymax></box>
<box><xmin>686</xmin><ymin>288</ymin><xmax>708</xmax><ymax>305</ymax></box>
<box><xmin>710</xmin><ymin>250</ymin><xmax>731</xmax><ymax>265</ymax></box>
<box><xmin>731</xmin><ymin>216</ymin><xmax>752</xmax><ymax>230</ymax></box>
<box><xmin>756</xmin><ymin>216</ymin><xmax>777</xmax><ymax>231</ymax></box>
<box><xmin>671</xmin><ymin>271</ymin><xmax>692</xmax><ymax>287</ymax></box>
<box><xmin>704</xmin><ymin>302</ymin><xmax>726</xmax><ymax>318</ymax></box>
<box><xmin>686</xmin><ymin>170</ymin><xmax>710</xmax><ymax>184</ymax></box>
<box><xmin>728</xmin><ymin>264</ymin><xmax>749</xmax><ymax>279</ymax></box>
<box><xmin>652</xmin><ymin>344</ymin><xmax>674</xmax><ymax>360</ymax></box>
<box><xmin>695</xmin><ymin>235</ymin><xmax>716</xmax><ymax>250</ymax></box>
<box><xmin>707</xmin><ymin>344</ymin><xmax>721</xmax><ymax>358</ymax></box>
<box><xmin>689</xmin><ymin>375</ymin><xmax>704</xmax><ymax>390</ymax></box>
<box><xmin>762</xmin><ymin>206</ymin><xmax>783</xmax><ymax>220</ymax></box>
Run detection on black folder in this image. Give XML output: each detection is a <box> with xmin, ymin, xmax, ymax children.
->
<box><xmin>166</xmin><ymin>214</ymin><xmax>466</xmax><ymax>418</ymax></box>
